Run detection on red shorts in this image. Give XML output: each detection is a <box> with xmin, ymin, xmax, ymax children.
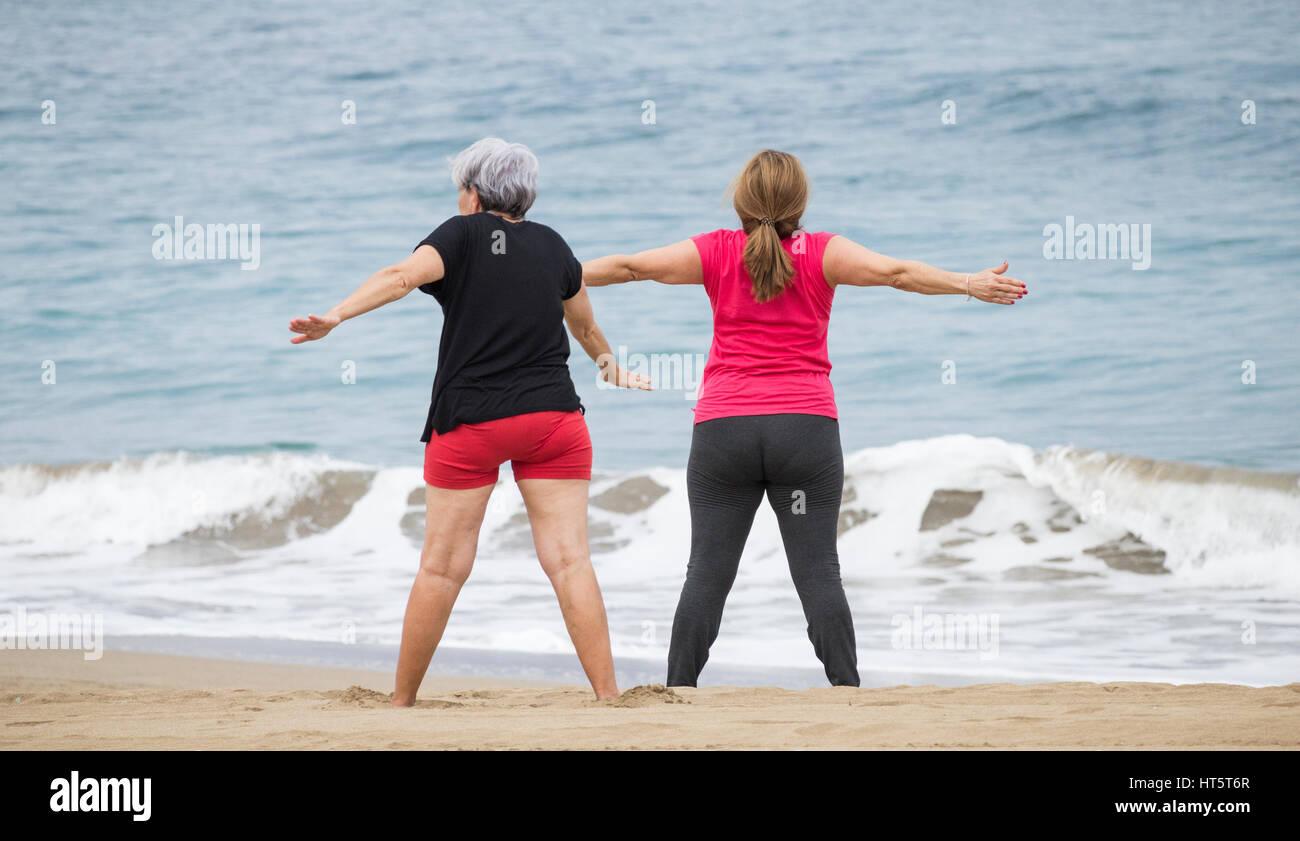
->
<box><xmin>423</xmin><ymin>410</ymin><xmax>592</xmax><ymax>489</ymax></box>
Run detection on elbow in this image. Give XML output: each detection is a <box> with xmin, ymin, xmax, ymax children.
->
<box><xmin>565</xmin><ymin>314</ymin><xmax>597</xmax><ymax>343</ymax></box>
<box><xmin>887</xmin><ymin>261</ymin><xmax>912</xmax><ymax>291</ymax></box>
<box><xmin>388</xmin><ymin>266</ymin><xmax>414</xmax><ymax>298</ymax></box>
<box><xmin>614</xmin><ymin>255</ymin><xmax>640</xmax><ymax>283</ymax></box>
<box><xmin>585</xmin><ymin>255</ymin><xmax>638</xmax><ymax>286</ymax></box>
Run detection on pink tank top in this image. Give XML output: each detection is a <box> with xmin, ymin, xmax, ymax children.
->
<box><xmin>690</xmin><ymin>228</ymin><xmax>838</xmax><ymax>424</ymax></box>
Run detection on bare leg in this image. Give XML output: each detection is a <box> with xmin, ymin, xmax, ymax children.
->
<box><xmin>392</xmin><ymin>482</ymin><xmax>494</xmax><ymax>707</ymax></box>
<box><xmin>517</xmin><ymin>478</ymin><xmax>619</xmax><ymax>700</ymax></box>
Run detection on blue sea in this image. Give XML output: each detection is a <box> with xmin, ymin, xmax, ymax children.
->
<box><xmin>1</xmin><ymin>0</ymin><xmax>1298</xmax><ymax>687</ymax></box>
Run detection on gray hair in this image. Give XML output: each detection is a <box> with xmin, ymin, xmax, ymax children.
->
<box><xmin>448</xmin><ymin>137</ymin><xmax>539</xmax><ymax>218</ymax></box>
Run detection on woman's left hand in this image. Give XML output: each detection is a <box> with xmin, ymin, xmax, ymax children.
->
<box><xmin>289</xmin><ymin>313</ymin><xmax>341</xmax><ymax>343</ymax></box>
<box><xmin>966</xmin><ymin>261</ymin><xmax>1026</xmax><ymax>305</ymax></box>
<box><xmin>599</xmin><ymin>361</ymin><xmax>653</xmax><ymax>390</ymax></box>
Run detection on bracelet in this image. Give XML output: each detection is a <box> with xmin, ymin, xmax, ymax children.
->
<box><xmin>965</xmin><ymin>273</ymin><xmax>971</xmax><ymax>301</ymax></box>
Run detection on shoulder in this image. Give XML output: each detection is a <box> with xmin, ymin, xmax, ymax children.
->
<box><xmin>690</xmin><ymin>228</ymin><xmax>743</xmax><ymax>264</ymax></box>
<box><xmin>691</xmin><ymin>228</ymin><xmax>742</xmax><ymax>247</ymax></box>
<box><xmin>790</xmin><ymin>231</ymin><xmax>838</xmax><ymax>296</ymax></box>
<box><xmin>528</xmin><ymin>219</ymin><xmax>566</xmax><ymax>241</ymax></box>
<box><xmin>422</xmin><ymin>213</ymin><xmax>473</xmax><ymax>244</ymax></box>
<box><xmin>521</xmin><ymin>218</ymin><xmax>575</xmax><ymax>250</ymax></box>
<box><xmin>794</xmin><ymin>230</ymin><xmax>838</xmax><ymax>260</ymax></box>
<box><xmin>523</xmin><ymin>217</ymin><xmax>557</xmax><ymax>235</ymax></box>
<box><xmin>418</xmin><ymin>214</ymin><xmax>472</xmax><ymax>253</ymax></box>
<box><xmin>799</xmin><ymin>230</ymin><xmax>837</xmax><ymax>247</ymax></box>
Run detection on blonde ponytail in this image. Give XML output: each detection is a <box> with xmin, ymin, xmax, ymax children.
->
<box><xmin>729</xmin><ymin>151</ymin><xmax>810</xmax><ymax>303</ymax></box>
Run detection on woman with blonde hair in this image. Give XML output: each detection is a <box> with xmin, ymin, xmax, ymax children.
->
<box><xmin>583</xmin><ymin>149</ymin><xmax>1026</xmax><ymax>686</ymax></box>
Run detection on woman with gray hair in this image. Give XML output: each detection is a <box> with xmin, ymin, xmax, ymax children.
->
<box><xmin>290</xmin><ymin>137</ymin><xmax>647</xmax><ymax>703</ymax></box>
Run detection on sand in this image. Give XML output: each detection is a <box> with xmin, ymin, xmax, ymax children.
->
<box><xmin>2</xmin><ymin>649</ymin><xmax>1297</xmax><ymax>750</ymax></box>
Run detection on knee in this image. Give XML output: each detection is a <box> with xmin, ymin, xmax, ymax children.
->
<box><xmin>676</xmin><ymin>575</ymin><xmax>735</xmax><ymax>613</ymax></box>
<box><xmin>418</xmin><ymin>548</ymin><xmax>470</xmax><ymax>587</ymax></box>
<box><xmin>540</xmin><ymin>550</ymin><xmax>590</xmax><ymax>580</ymax></box>
<box><xmin>684</xmin><ymin>557</ymin><xmax>737</xmax><ymax>591</ymax></box>
<box><xmin>789</xmin><ymin>558</ymin><xmax>844</xmax><ymax>590</ymax></box>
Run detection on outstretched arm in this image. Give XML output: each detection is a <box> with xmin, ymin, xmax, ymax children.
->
<box><xmin>562</xmin><ymin>285</ymin><xmax>652</xmax><ymax>390</ymax></box>
<box><xmin>582</xmin><ymin>239</ymin><xmax>702</xmax><ymax>287</ymax></box>
<box><xmin>823</xmin><ymin>235</ymin><xmax>1026</xmax><ymax>305</ymax></box>
<box><xmin>289</xmin><ymin>245</ymin><xmax>445</xmax><ymax>343</ymax></box>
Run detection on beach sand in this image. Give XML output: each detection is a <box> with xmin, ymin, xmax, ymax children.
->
<box><xmin>2</xmin><ymin>649</ymin><xmax>1297</xmax><ymax>750</ymax></box>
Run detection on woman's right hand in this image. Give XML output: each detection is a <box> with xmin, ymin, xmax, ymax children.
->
<box><xmin>967</xmin><ymin>261</ymin><xmax>1027</xmax><ymax>305</ymax></box>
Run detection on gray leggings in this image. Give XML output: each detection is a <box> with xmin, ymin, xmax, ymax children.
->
<box><xmin>666</xmin><ymin>414</ymin><xmax>860</xmax><ymax>687</ymax></box>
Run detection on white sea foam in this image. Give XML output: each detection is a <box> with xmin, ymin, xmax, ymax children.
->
<box><xmin>0</xmin><ymin>451</ymin><xmax>373</xmax><ymax>550</ymax></box>
<box><xmin>2</xmin><ymin>439</ymin><xmax>1297</xmax><ymax>683</ymax></box>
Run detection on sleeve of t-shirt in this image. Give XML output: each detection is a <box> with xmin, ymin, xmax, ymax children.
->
<box><xmin>690</xmin><ymin>229</ymin><xmax>726</xmax><ymax>297</ymax></box>
<box><xmin>556</xmin><ymin>235</ymin><xmax>583</xmax><ymax>300</ymax></box>
<box><xmin>806</xmin><ymin>231</ymin><xmax>838</xmax><ymax>303</ymax></box>
<box><xmin>414</xmin><ymin>215</ymin><xmax>469</xmax><ymax>296</ymax></box>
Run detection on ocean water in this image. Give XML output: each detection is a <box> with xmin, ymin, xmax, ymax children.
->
<box><xmin>1</xmin><ymin>0</ymin><xmax>1298</xmax><ymax>686</ymax></box>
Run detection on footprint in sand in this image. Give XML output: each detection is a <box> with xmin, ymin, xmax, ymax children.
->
<box><xmin>326</xmin><ymin>685</ymin><xmax>467</xmax><ymax>709</ymax></box>
<box><xmin>605</xmin><ymin>684</ymin><xmax>688</xmax><ymax>708</ymax></box>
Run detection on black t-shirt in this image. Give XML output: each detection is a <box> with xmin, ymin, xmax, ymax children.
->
<box><xmin>414</xmin><ymin>212</ymin><xmax>584</xmax><ymax>441</ymax></box>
